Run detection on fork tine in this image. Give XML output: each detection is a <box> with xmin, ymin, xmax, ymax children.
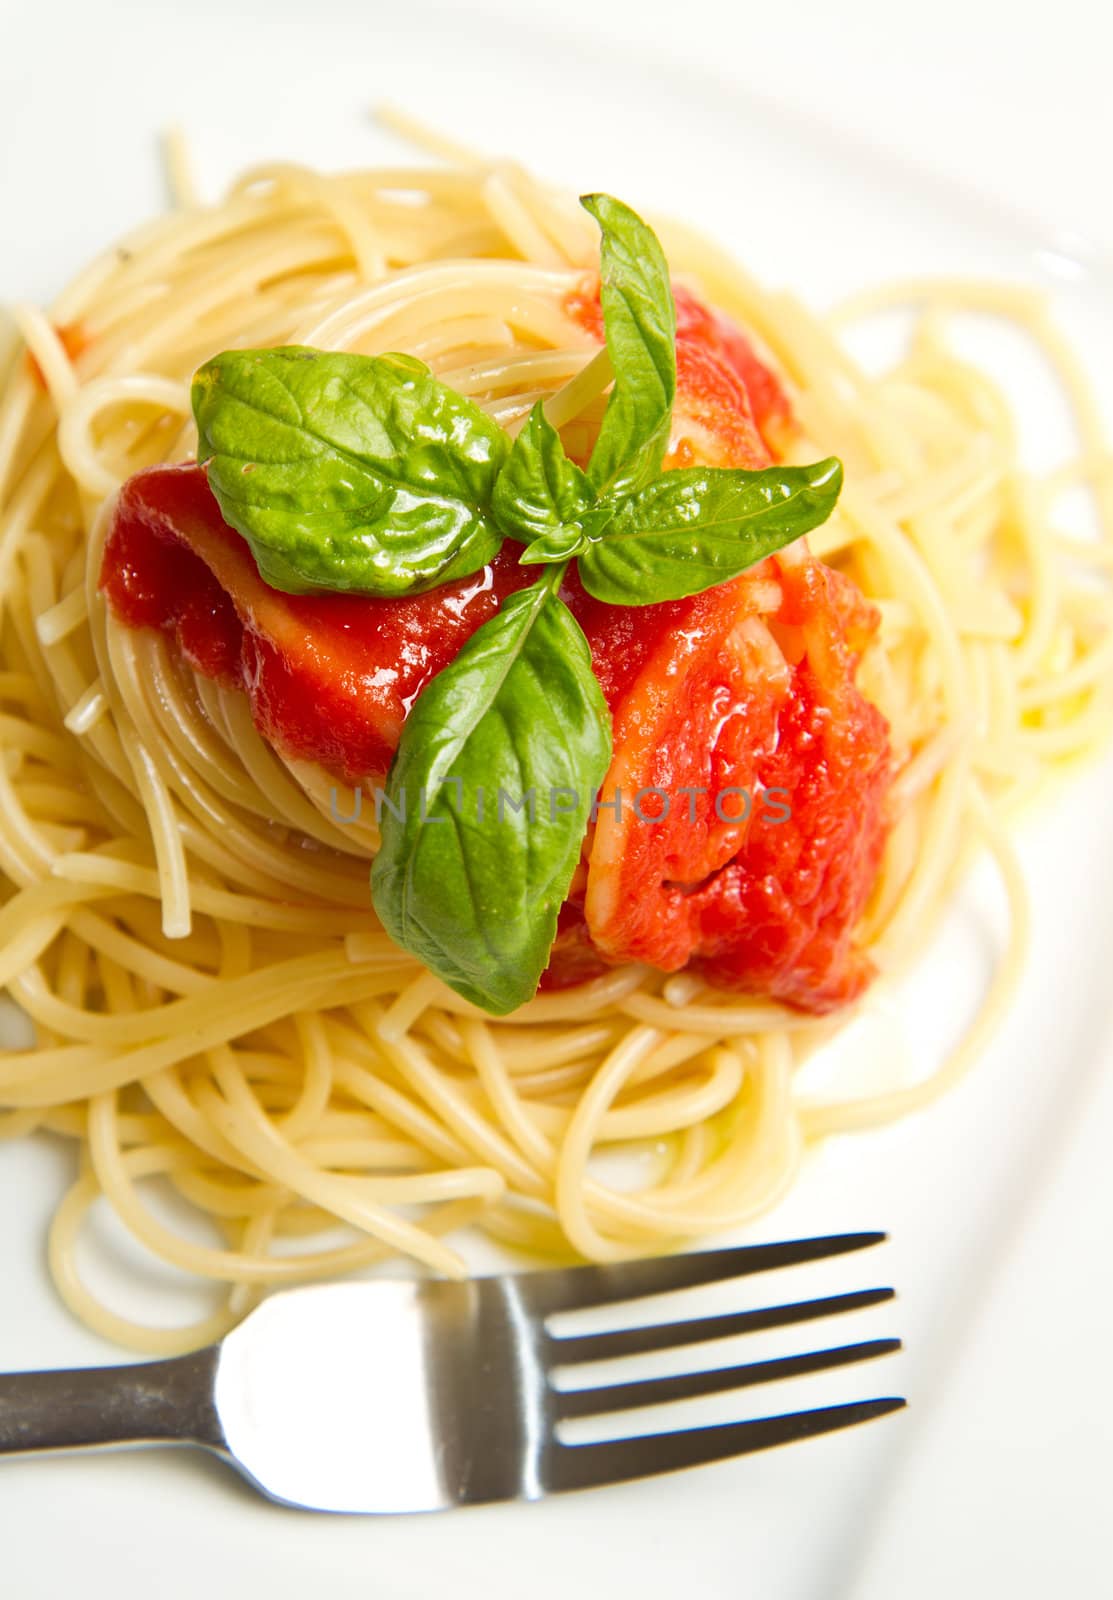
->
<box><xmin>546</xmin><ymin>1286</ymin><xmax>895</xmax><ymax>1365</ymax></box>
<box><xmin>554</xmin><ymin>1337</ymin><xmax>901</xmax><ymax>1419</ymax></box>
<box><xmin>550</xmin><ymin>1398</ymin><xmax>906</xmax><ymax>1493</ymax></box>
<box><xmin>520</xmin><ymin>1233</ymin><xmax>888</xmax><ymax>1316</ymax></box>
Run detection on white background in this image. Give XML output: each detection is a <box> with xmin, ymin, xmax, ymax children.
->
<box><xmin>477</xmin><ymin>0</ymin><xmax>1111</xmax><ymax>255</ymax></box>
<box><xmin>1</xmin><ymin>0</ymin><xmax>1111</xmax><ymax>1594</ymax></box>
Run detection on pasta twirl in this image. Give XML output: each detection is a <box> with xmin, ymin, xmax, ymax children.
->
<box><xmin>0</xmin><ymin>138</ymin><xmax>1110</xmax><ymax>1354</ymax></box>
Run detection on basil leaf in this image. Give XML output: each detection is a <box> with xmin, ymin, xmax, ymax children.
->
<box><xmin>577</xmin><ymin>458</ymin><xmax>844</xmax><ymax>606</ymax></box>
<box><xmin>581</xmin><ymin>193</ymin><xmax>677</xmax><ymax>500</ymax></box>
<box><xmin>518</xmin><ymin>526</ymin><xmax>590</xmax><ymax>566</ymax></box>
<box><xmin>192</xmin><ymin>347</ymin><xmax>509</xmax><ymax>597</ymax></box>
<box><xmin>370</xmin><ymin>579</ymin><xmax>612</xmax><ymax>1015</ymax></box>
<box><xmin>492</xmin><ymin>402</ymin><xmax>595</xmax><ymax>543</ymax></box>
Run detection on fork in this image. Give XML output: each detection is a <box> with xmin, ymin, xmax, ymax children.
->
<box><xmin>0</xmin><ymin>1232</ymin><xmax>903</xmax><ymax>1512</ymax></box>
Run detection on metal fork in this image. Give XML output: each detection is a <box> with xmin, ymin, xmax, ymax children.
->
<box><xmin>0</xmin><ymin>1232</ymin><xmax>903</xmax><ymax>1512</ymax></box>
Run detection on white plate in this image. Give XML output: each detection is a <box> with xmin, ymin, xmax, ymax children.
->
<box><xmin>2</xmin><ymin>4</ymin><xmax>1111</xmax><ymax>1596</ymax></box>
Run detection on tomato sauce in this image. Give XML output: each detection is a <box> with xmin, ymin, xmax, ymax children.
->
<box><xmin>99</xmin><ymin>286</ymin><xmax>890</xmax><ymax>1011</ymax></box>
<box><xmin>26</xmin><ymin>322</ymin><xmax>90</xmax><ymax>390</ymax></box>
<box><xmin>101</xmin><ymin>464</ymin><xmax>533</xmax><ymax>782</ymax></box>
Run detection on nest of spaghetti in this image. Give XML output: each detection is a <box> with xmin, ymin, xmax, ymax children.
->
<box><xmin>0</xmin><ymin>145</ymin><xmax>1109</xmax><ymax>1353</ymax></box>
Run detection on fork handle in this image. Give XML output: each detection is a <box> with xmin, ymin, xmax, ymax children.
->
<box><xmin>0</xmin><ymin>1349</ymin><xmax>223</xmax><ymax>1457</ymax></box>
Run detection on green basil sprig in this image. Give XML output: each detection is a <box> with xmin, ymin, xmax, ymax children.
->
<box><xmin>190</xmin><ymin>192</ymin><xmax>848</xmax><ymax>1013</ymax></box>
<box><xmin>491</xmin><ymin>402</ymin><xmax>598</xmax><ymax>544</ymax></box>
<box><xmin>493</xmin><ymin>194</ymin><xmax>841</xmax><ymax>601</ymax></box>
<box><xmin>370</xmin><ymin>568</ymin><xmax>610</xmax><ymax>1014</ymax></box>
<box><xmin>190</xmin><ymin>200</ymin><xmax>839</xmax><ymax>605</ymax></box>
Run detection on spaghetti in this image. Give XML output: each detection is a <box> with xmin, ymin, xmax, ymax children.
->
<box><xmin>1</xmin><ymin>138</ymin><xmax>1110</xmax><ymax>1353</ymax></box>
